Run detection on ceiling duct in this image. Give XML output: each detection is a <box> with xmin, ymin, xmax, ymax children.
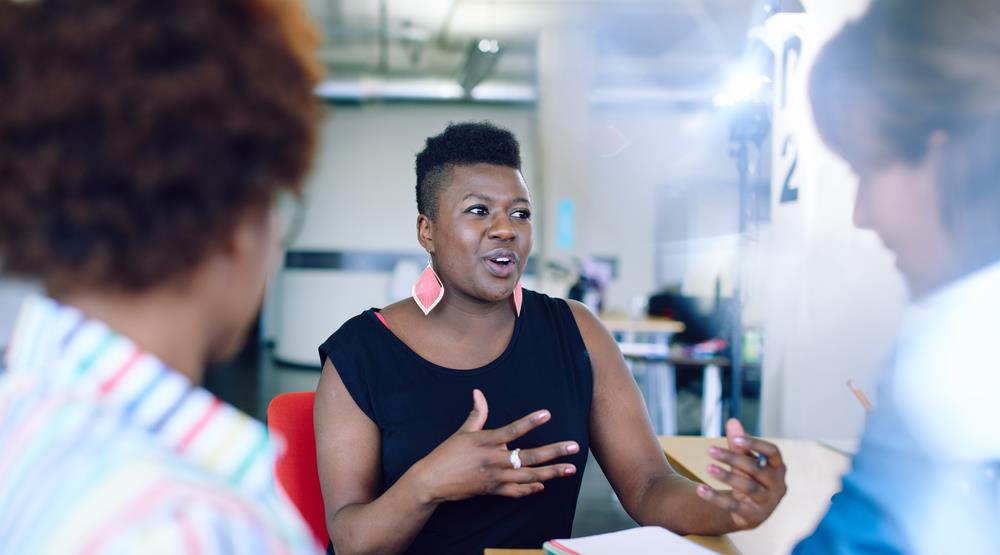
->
<box><xmin>456</xmin><ymin>39</ymin><xmax>502</xmax><ymax>97</ymax></box>
<box><xmin>314</xmin><ymin>77</ymin><xmax>534</xmax><ymax>103</ymax></box>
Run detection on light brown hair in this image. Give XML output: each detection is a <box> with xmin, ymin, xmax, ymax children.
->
<box><xmin>810</xmin><ymin>0</ymin><xmax>1000</xmax><ymax>262</ymax></box>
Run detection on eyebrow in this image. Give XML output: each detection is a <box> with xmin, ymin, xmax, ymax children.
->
<box><xmin>462</xmin><ymin>193</ymin><xmax>531</xmax><ymax>205</ymax></box>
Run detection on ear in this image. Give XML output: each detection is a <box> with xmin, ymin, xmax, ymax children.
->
<box><xmin>221</xmin><ymin>208</ymin><xmax>277</xmax><ymax>270</ymax></box>
<box><xmin>924</xmin><ymin>130</ymin><xmax>948</xmax><ymax>165</ymax></box>
<box><xmin>915</xmin><ymin>130</ymin><xmax>949</xmax><ymax>196</ymax></box>
<box><xmin>416</xmin><ymin>214</ymin><xmax>434</xmax><ymax>254</ymax></box>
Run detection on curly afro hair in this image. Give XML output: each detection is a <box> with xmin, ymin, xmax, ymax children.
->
<box><xmin>0</xmin><ymin>0</ymin><xmax>322</xmax><ymax>293</ymax></box>
<box><xmin>414</xmin><ymin>121</ymin><xmax>522</xmax><ymax>219</ymax></box>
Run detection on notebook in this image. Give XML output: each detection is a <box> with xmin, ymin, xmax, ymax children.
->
<box><xmin>543</xmin><ymin>526</ymin><xmax>716</xmax><ymax>555</ymax></box>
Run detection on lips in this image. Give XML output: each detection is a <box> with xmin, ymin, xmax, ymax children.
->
<box><xmin>483</xmin><ymin>249</ymin><xmax>518</xmax><ymax>278</ymax></box>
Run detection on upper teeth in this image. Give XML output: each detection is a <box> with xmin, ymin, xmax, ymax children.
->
<box><xmin>495</xmin><ymin>257</ymin><xmax>510</xmax><ymax>263</ymax></box>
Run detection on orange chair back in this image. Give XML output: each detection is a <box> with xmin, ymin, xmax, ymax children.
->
<box><xmin>267</xmin><ymin>391</ymin><xmax>328</xmax><ymax>548</ymax></box>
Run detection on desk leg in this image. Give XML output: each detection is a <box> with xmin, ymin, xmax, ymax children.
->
<box><xmin>627</xmin><ymin>358</ymin><xmax>675</xmax><ymax>435</ymax></box>
<box><xmin>702</xmin><ymin>364</ymin><xmax>722</xmax><ymax>437</ymax></box>
<box><xmin>621</xmin><ymin>337</ymin><xmax>677</xmax><ymax>435</ymax></box>
<box><xmin>639</xmin><ymin>359</ymin><xmax>661</xmax><ymax>434</ymax></box>
<box><xmin>626</xmin><ymin>357</ymin><xmax>650</xmax><ymax>432</ymax></box>
<box><xmin>654</xmin><ymin>363</ymin><xmax>677</xmax><ymax>435</ymax></box>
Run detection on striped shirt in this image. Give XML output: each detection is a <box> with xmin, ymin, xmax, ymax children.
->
<box><xmin>0</xmin><ymin>296</ymin><xmax>320</xmax><ymax>554</ymax></box>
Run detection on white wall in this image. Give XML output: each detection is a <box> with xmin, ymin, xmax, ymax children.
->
<box><xmin>535</xmin><ymin>26</ymin><xmax>741</xmax><ymax>315</ymax></box>
<box><xmin>292</xmin><ymin>104</ymin><xmax>540</xmax><ymax>252</ymax></box>
<box><xmin>269</xmin><ymin>99</ymin><xmax>741</xmax><ymax>367</ymax></box>
<box><xmin>587</xmin><ymin>106</ymin><xmax>740</xmax><ymax>308</ymax></box>
<box><xmin>759</xmin><ymin>1</ymin><xmax>906</xmax><ymax>439</ymax></box>
<box><xmin>271</xmin><ymin>103</ymin><xmax>539</xmax><ymax>366</ymax></box>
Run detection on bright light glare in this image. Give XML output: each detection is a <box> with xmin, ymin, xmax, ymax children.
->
<box><xmin>477</xmin><ymin>39</ymin><xmax>500</xmax><ymax>54</ymax></box>
<box><xmin>714</xmin><ymin>69</ymin><xmax>771</xmax><ymax>107</ymax></box>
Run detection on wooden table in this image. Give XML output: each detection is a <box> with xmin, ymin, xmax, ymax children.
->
<box><xmin>484</xmin><ymin>533</ymin><xmax>736</xmax><ymax>555</ymax></box>
<box><xmin>485</xmin><ymin>436</ymin><xmax>850</xmax><ymax>555</ymax></box>
<box><xmin>601</xmin><ymin>316</ymin><xmax>687</xmax><ymax>436</ymax></box>
<box><xmin>599</xmin><ymin>315</ymin><xmax>686</xmax><ymax>336</ymax></box>
<box><xmin>659</xmin><ymin>436</ymin><xmax>850</xmax><ymax>555</ymax></box>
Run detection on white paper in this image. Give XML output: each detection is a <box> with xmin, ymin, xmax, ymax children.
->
<box><xmin>545</xmin><ymin>526</ymin><xmax>716</xmax><ymax>555</ymax></box>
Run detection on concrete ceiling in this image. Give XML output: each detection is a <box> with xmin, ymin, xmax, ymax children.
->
<box><xmin>307</xmin><ymin>0</ymin><xmax>765</xmax><ymax>92</ymax></box>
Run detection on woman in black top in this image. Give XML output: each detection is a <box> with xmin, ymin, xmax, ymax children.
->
<box><xmin>315</xmin><ymin>122</ymin><xmax>787</xmax><ymax>554</ymax></box>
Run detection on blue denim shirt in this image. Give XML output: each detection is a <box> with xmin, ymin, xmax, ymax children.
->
<box><xmin>795</xmin><ymin>262</ymin><xmax>1000</xmax><ymax>554</ymax></box>
<box><xmin>795</xmin><ymin>377</ymin><xmax>1000</xmax><ymax>554</ymax></box>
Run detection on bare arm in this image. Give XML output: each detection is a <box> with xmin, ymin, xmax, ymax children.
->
<box><xmin>314</xmin><ymin>359</ymin><xmax>579</xmax><ymax>555</ymax></box>
<box><xmin>314</xmin><ymin>359</ymin><xmax>435</xmax><ymax>555</ymax></box>
<box><xmin>568</xmin><ymin>301</ymin><xmax>785</xmax><ymax>535</ymax></box>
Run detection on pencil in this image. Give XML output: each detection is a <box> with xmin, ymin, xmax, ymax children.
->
<box><xmin>846</xmin><ymin>379</ymin><xmax>873</xmax><ymax>412</ymax></box>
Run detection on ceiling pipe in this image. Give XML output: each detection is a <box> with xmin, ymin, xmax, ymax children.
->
<box><xmin>378</xmin><ymin>0</ymin><xmax>389</xmax><ymax>73</ymax></box>
<box><xmin>314</xmin><ymin>77</ymin><xmax>534</xmax><ymax>103</ymax></box>
<box><xmin>314</xmin><ymin>77</ymin><xmax>716</xmax><ymax>105</ymax></box>
<box><xmin>456</xmin><ymin>39</ymin><xmax>502</xmax><ymax>97</ymax></box>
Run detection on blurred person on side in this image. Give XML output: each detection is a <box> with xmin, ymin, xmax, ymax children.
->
<box><xmin>796</xmin><ymin>0</ymin><xmax>1000</xmax><ymax>553</ymax></box>
<box><xmin>0</xmin><ymin>0</ymin><xmax>323</xmax><ymax>552</ymax></box>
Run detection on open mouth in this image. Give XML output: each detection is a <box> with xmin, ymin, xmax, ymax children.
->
<box><xmin>484</xmin><ymin>251</ymin><xmax>518</xmax><ymax>277</ymax></box>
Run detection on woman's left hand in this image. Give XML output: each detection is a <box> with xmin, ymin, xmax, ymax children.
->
<box><xmin>695</xmin><ymin>418</ymin><xmax>787</xmax><ymax>530</ymax></box>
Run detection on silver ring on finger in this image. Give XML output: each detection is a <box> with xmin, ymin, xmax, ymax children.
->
<box><xmin>509</xmin><ymin>448</ymin><xmax>522</xmax><ymax>469</ymax></box>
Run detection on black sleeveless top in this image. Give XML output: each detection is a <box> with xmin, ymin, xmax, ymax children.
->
<box><xmin>318</xmin><ymin>289</ymin><xmax>593</xmax><ymax>554</ymax></box>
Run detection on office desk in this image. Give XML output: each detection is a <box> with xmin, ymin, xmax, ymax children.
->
<box><xmin>484</xmin><ymin>533</ymin><xmax>737</xmax><ymax>555</ymax></box>
<box><xmin>614</xmin><ymin>344</ymin><xmax>730</xmax><ymax>437</ymax></box>
<box><xmin>660</xmin><ymin>436</ymin><xmax>851</xmax><ymax>555</ymax></box>
<box><xmin>600</xmin><ymin>315</ymin><xmax>686</xmax><ymax>337</ymax></box>
<box><xmin>486</xmin><ymin>436</ymin><xmax>849</xmax><ymax>555</ymax></box>
<box><xmin>601</xmin><ymin>316</ymin><xmax>689</xmax><ymax>436</ymax></box>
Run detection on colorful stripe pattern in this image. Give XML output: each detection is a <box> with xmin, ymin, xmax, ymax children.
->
<box><xmin>0</xmin><ymin>296</ymin><xmax>320</xmax><ymax>554</ymax></box>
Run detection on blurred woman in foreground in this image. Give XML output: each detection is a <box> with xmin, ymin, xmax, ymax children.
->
<box><xmin>0</xmin><ymin>0</ymin><xmax>323</xmax><ymax>551</ymax></box>
<box><xmin>797</xmin><ymin>0</ymin><xmax>1000</xmax><ymax>552</ymax></box>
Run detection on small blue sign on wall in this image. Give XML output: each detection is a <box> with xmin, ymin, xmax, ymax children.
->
<box><xmin>557</xmin><ymin>198</ymin><xmax>576</xmax><ymax>250</ymax></box>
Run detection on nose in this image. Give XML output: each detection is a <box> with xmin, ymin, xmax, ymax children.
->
<box><xmin>488</xmin><ymin>214</ymin><xmax>516</xmax><ymax>241</ymax></box>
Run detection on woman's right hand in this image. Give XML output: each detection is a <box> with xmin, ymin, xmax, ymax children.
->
<box><xmin>410</xmin><ymin>388</ymin><xmax>580</xmax><ymax>504</ymax></box>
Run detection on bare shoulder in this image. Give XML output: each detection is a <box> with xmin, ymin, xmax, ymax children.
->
<box><xmin>381</xmin><ymin>297</ymin><xmax>413</xmax><ymax>314</ymax></box>
<box><xmin>379</xmin><ymin>298</ymin><xmax>419</xmax><ymax>326</ymax></box>
<box><xmin>564</xmin><ymin>299</ymin><xmax>612</xmax><ymax>345</ymax></box>
<box><xmin>565</xmin><ymin>298</ymin><xmax>595</xmax><ymax>320</ymax></box>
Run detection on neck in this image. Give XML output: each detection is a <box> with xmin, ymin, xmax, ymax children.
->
<box><xmin>54</xmin><ymin>286</ymin><xmax>214</xmax><ymax>384</ymax></box>
<box><xmin>916</xmin><ymin>254</ymin><xmax>1000</xmax><ymax>300</ymax></box>
<box><xmin>911</xmin><ymin>232</ymin><xmax>1000</xmax><ymax>300</ymax></box>
<box><xmin>430</xmin><ymin>289</ymin><xmax>515</xmax><ymax>332</ymax></box>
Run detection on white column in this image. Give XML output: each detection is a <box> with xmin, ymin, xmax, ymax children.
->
<box><xmin>536</xmin><ymin>28</ymin><xmax>595</xmax><ymax>281</ymax></box>
<box><xmin>759</xmin><ymin>2</ymin><xmax>903</xmax><ymax>438</ymax></box>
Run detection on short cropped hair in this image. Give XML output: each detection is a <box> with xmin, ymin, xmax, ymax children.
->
<box><xmin>810</xmin><ymin>0</ymin><xmax>1000</xmax><ymax>259</ymax></box>
<box><xmin>414</xmin><ymin>122</ymin><xmax>522</xmax><ymax>219</ymax></box>
<box><xmin>0</xmin><ymin>0</ymin><xmax>322</xmax><ymax>293</ymax></box>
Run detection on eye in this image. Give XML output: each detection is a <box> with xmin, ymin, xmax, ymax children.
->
<box><xmin>466</xmin><ymin>205</ymin><xmax>488</xmax><ymax>216</ymax></box>
<box><xmin>512</xmin><ymin>208</ymin><xmax>531</xmax><ymax>220</ymax></box>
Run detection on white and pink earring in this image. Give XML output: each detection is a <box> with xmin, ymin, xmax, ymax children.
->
<box><xmin>412</xmin><ymin>260</ymin><xmax>523</xmax><ymax>317</ymax></box>
<box><xmin>513</xmin><ymin>281</ymin><xmax>523</xmax><ymax>316</ymax></box>
<box><xmin>412</xmin><ymin>262</ymin><xmax>444</xmax><ymax>316</ymax></box>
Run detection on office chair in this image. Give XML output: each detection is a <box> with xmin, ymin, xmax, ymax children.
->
<box><xmin>267</xmin><ymin>391</ymin><xmax>329</xmax><ymax>548</ymax></box>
